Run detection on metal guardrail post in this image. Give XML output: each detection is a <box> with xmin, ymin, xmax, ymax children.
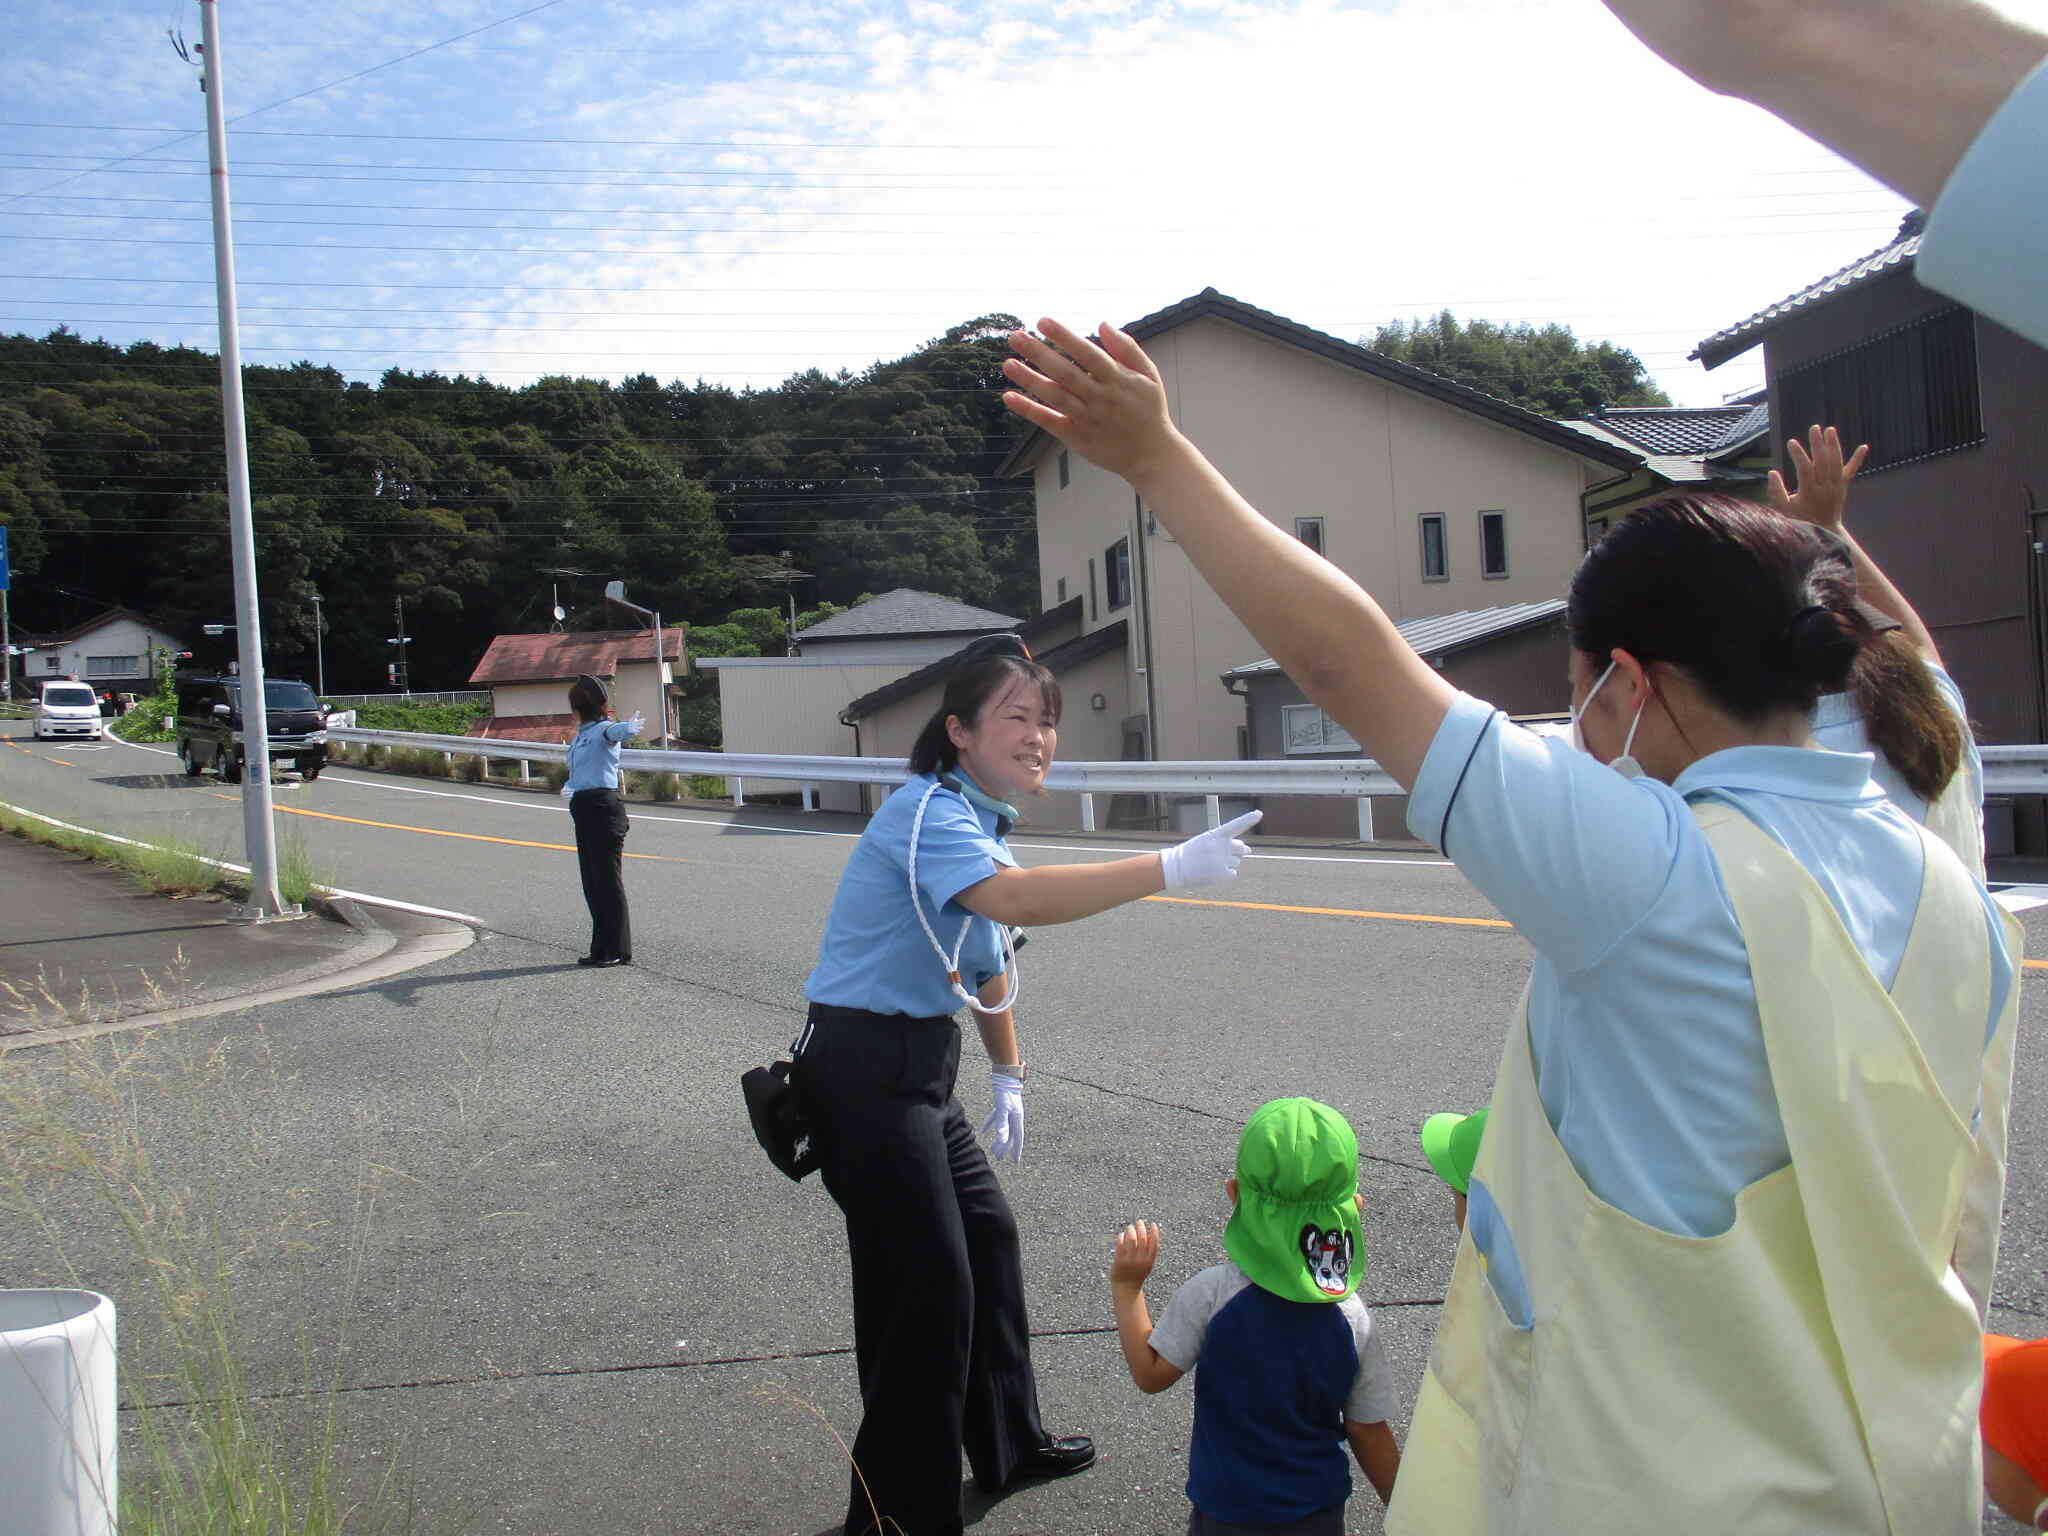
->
<box><xmin>1204</xmin><ymin>794</ymin><xmax>1221</xmax><ymax>829</ymax></box>
<box><xmin>1357</xmin><ymin>796</ymin><xmax>1375</xmax><ymax>841</ymax></box>
<box><xmin>733</xmin><ymin>777</ymin><xmax>746</xmax><ymax>807</ymax></box>
<box><xmin>1080</xmin><ymin>793</ymin><xmax>1096</xmax><ymax>832</ymax></box>
<box><xmin>802</xmin><ymin>784</ymin><xmax>817</xmax><ymax>812</ymax></box>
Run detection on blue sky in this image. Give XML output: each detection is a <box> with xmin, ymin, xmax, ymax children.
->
<box><xmin>5</xmin><ymin>0</ymin><xmax>1939</xmax><ymax>410</ymax></box>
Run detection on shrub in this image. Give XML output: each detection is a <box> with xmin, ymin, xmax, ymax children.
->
<box><xmin>459</xmin><ymin>754</ymin><xmax>487</xmax><ymax>783</ymax></box>
<box><xmin>650</xmin><ymin>771</ymin><xmax>683</xmax><ymax>802</ymax></box>
<box><xmin>112</xmin><ymin>687</ymin><xmax>179</xmax><ymax>744</ymax></box>
<box><xmin>543</xmin><ymin>763</ymin><xmax>569</xmax><ymax>793</ymax></box>
<box><xmin>349</xmin><ymin>697</ymin><xmax>490</xmax><ymax>736</ymax></box>
<box><xmin>686</xmin><ymin>775</ymin><xmax>728</xmax><ymax>800</ymax></box>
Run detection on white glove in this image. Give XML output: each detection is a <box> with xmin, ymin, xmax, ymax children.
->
<box><xmin>1159</xmin><ymin>809</ymin><xmax>1262</xmax><ymax>892</ymax></box>
<box><xmin>626</xmin><ymin>711</ymin><xmax>646</xmax><ymax>734</ymax></box>
<box><xmin>979</xmin><ymin>1069</ymin><xmax>1026</xmax><ymax>1163</ymax></box>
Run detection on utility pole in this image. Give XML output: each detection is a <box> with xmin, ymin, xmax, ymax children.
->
<box><xmin>310</xmin><ymin>590</ymin><xmax>325</xmax><ymax>697</ymax></box>
<box><xmin>1</xmin><ymin>525</ymin><xmax>12</xmax><ymax>701</ymax></box>
<box><xmin>195</xmin><ymin>1</ymin><xmax>288</xmax><ymax>919</ymax></box>
<box><xmin>386</xmin><ymin>595</ymin><xmax>412</xmax><ymax>694</ymax></box>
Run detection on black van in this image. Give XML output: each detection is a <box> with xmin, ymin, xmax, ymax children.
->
<box><xmin>175</xmin><ymin>672</ymin><xmax>330</xmax><ymax>783</ymax></box>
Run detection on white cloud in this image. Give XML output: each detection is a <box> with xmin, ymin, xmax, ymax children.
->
<box><xmin>5</xmin><ymin>0</ymin><xmax>1917</xmax><ymax>410</ymax></box>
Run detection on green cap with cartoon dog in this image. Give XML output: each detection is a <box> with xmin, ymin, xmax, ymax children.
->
<box><xmin>1224</xmin><ymin>1097</ymin><xmax>1363</xmax><ymax>1305</ymax></box>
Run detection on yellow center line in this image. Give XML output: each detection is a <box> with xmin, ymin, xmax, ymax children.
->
<box><xmin>40</xmin><ymin>756</ymin><xmax>78</xmax><ymax>768</ymax></box>
<box><xmin>203</xmin><ymin>796</ymin><xmax>689</xmax><ymax>862</ymax></box>
<box><xmin>1147</xmin><ymin>894</ymin><xmax>1512</xmax><ymax>929</ymax></box>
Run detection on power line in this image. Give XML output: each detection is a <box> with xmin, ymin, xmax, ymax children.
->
<box><xmin>0</xmin><ymin>121</ymin><xmax>1057</xmax><ymax>153</ymax></box>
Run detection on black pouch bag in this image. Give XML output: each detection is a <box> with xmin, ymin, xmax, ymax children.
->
<box><xmin>741</xmin><ymin>1059</ymin><xmax>821</xmax><ymax>1182</ymax></box>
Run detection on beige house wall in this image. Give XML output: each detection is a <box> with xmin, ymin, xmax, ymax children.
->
<box><xmin>712</xmin><ymin>659</ymin><xmax>919</xmax><ymax>809</ymax></box>
<box><xmin>1028</xmin><ymin>314</ymin><xmax>1612</xmax><ymax>762</ymax></box>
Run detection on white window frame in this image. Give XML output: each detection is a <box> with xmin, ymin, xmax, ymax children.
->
<box><xmin>1480</xmin><ymin>509</ymin><xmax>1509</xmax><ymax>579</ymax></box>
<box><xmin>1419</xmin><ymin>513</ymin><xmax>1448</xmax><ymax>582</ymax></box>
<box><xmin>1280</xmin><ymin>703</ymin><xmax>1362</xmax><ymax>755</ymax></box>
<box><xmin>87</xmin><ymin>655</ymin><xmax>142</xmax><ymax>676</ymax></box>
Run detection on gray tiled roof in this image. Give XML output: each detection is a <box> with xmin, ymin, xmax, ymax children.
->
<box><xmin>1703</xmin><ymin>400</ymin><xmax>1772</xmax><ymax>458</ymax></box>
<box><xmin>1693</xmin><ymin>215</ymin><xmax>1925</xmax><ymax>368</ymax></box>
<box><xmin>1582</xmin><ymin>406</ymin><xmax>1756</xmax><ymax>456</ymax></box>
<box><xmin>1222</xmin><ymin>600</ymin><xmax>1567</xmax><ymax>680</ymax></box>
<box><xmin>794</xmin><ymin>588</ymin><xmax>1022</xmax><ymax>641</ymax></box>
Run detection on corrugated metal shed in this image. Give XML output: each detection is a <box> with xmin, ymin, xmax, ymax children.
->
<box><xmin>1221</xmin><ymin>600</ymin><xmax>1568</xmax><ymax>680</ymax></box>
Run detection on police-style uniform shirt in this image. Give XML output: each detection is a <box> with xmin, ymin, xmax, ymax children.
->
<box><xmin>1408</xmin><ymin>693</ymin><xmax>2015</xmax><ymax>1267</ymax></box>
<box><xmin>1150</xmin><ymin>1261</ymin><xmax>1397</xmax><ymax>1526</ymax></box>
<box><xmin>806</xmin><ymin>773</ymin><xmax>1015</xmax><ymax>1018</ymax></box>
<box><xmin>564</xmin><ymin>717</ymin><xmax>639</xmax><ymax>792</ymax></box>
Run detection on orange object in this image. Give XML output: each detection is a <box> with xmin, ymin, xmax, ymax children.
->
<box><xmin>1983</xmin><ymin>1334</ymin><xmax>2048</xmax><ymax>1486</ymax></box>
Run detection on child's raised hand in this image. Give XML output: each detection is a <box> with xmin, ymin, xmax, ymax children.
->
<box><xmin>1003</xmin><ymin>319</ymin><xmax>1179</xmax><ymax>483</ymax></box>
<box><xmin>1110</xmin><ymin>1220</ymin><xmax>1161</xmax><ymax>1290</ymax></box>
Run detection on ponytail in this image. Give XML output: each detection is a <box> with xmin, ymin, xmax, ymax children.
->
<box><xmin>1849</xmin><ymin>632</ymin><xmax>1965</xmax><ymax>805</ymax></box>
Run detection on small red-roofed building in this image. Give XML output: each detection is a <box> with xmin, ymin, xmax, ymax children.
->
<box><xmin>467</xmin><ymin>628</ymin><xmax>685</xmax><ymax>744</ymax></box>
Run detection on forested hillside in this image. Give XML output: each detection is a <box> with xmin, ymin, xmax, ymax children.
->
<box><xmin>0</xmin><ymin>314</ymin><xmax>1037</xmax><ymax>691</ymax></box>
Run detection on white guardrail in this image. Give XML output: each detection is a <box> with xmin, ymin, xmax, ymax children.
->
<box><xmin>330</xmin><ymin>728</ymin><xmax>2048</xmax><ymax>840</ymax></box>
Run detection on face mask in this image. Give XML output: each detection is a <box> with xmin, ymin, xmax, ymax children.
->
<box><xmin>941</xmin><ymin>771</ymin><xmax>1019</xmax><ymax>835</ymax></box>
<box><xmin>1570</xmin><ymin>660</ymin><xmax>1649</xmax><ymax>780</ymax></box>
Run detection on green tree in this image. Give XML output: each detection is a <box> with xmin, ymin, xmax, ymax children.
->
<box><xmin>1365</xmin><ymin>312</ymin><xmax>1671</xmax><ymax>419</ymax></box>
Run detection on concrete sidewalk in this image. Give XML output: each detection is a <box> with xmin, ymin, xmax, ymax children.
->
<box><xmin>0</xmin><ymin>832</ymin><xmax>474</xmax><ymax>1044</ymax></box>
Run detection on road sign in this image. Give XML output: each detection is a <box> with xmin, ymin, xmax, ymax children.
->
<box><xmin>0</xmin><ymin>525</ymin><xmax>9</xmax><ymax>592</ymax></box>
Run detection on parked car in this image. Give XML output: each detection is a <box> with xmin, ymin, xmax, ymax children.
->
<box><xmin>174</xmin><ymin>672</ymin><xmax>330</xmax><ymax>782</ymax></box>
<box><xmin>33</xmin><ymin>680</ymin><xmax>105</xmax><ymax>741</ymax></box>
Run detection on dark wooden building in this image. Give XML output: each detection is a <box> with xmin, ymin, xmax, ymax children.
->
<box><xmin>1695</xmin><ymin>212</ymin><xmax>2048</xmax><ymax>771</ymax></box>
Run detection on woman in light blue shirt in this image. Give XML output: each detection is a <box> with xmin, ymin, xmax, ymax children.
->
<box><xmin>796</xmin><ymin>632</ymin><xmax>1258</xmax><ymax>1536</ymax></box>
<box><xmin>563</xmin><ymin>673</ymin><xmax>642</xmax><ymax>968</ymax></box>
<box><xmin>1003</xmin><ymin>317</ymin><xmax>2017</xmax><ymax>1525</ymax></box>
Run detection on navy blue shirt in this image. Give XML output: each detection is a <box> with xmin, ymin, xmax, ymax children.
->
<box><xmin>1149</xmin><ymin>1262</ymin><xmax>1396</xmax><ymax>1526</ymax></box>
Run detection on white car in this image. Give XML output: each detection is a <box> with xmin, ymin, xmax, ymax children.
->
<box><xmin>33</xmin><ymin>681</ymin><xmax>105</xmax><ymax>741</ymax></box>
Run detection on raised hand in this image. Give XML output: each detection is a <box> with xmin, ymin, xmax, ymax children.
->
<box><xmin>1111</xmin><ymin>1220</ymin><xmax>1160</xmax><ymax>1290</ymax></box>
<box><xmin>1767</xmin><ymin>424</ymin><xmax>1869</xmax><ymax>534</ymax></box>
<box><xmin>1002</xmin><ymin>318</ymin><xmax>1182</xmax><ymax>482</ymax></box>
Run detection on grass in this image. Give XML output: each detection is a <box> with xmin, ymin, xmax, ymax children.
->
<box><xmin>0</xmin><ymin>804</ymin><xmax>227</xmax><ymax>900</ymax></box>
<box><xmin>0</xmin><ymin>1007</ymin><xmax>431</xmax><ymax>1533</ymax></box>
<box><xmin>686</xmin><ymin>775</ymin><xmax>728</xmax><ymax>800</ymax></box>
<box><xmin>0</xmin><ymin>805</ymin><xmax>335</xmax><ymax>909</ymax></box>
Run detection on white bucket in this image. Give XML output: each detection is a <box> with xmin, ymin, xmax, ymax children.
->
<box><xmin>0</xmin><ymin>1289</ymin><xmax>118</xmax><ymax>1536</ymax></box>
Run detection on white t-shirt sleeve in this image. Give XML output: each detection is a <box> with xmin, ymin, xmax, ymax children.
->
<box><xmin>1341</xmin><ymin>1298</ymin><xmax>1399</xmax><ymax>1424</ymax></box>
<box><xmin>1148</xmin><ymin>1265</ymin><xmax>1234</xmax><ymax>1373</ymax></box>
<box><xmin>1920</xmin><ymin>54</ymin><xmax>2048</xmax><ymax>353</ymax></box>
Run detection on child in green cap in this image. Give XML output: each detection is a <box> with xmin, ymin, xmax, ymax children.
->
<box><xmin>1109</xmin><ymin>1097</ymin><xmax>1399</xmax><ymax>1534</ymax></box>
<box><xmin>1419</xmin><ymin>1108</ymin><xmax>1489</xmax><ymax>1233</ymax></box>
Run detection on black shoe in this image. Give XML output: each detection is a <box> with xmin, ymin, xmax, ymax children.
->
<box><xmin>576</xmin><ymin>955</ymin><xmax>625</xmax><ymax>968</ymax></box>
<box><xmin>1005</xmin><ymin>1435</ymin><xmax>1096</xmax><ymax>1486</ymax></box>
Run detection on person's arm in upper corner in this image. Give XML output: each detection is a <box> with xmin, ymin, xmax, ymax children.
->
<box><xmin>1109</xmin><ymin>1222</ymin><xmax>1186</xmax><ymax>1394</ymax></box>
<box><xmin>1592</xmin><ymin>2</ymin><xmax>2047</xmax><ymax>209</ymax></box>
<box><xmin>1345</xmin><ymin>1420</ymin><xmax>1400</xmax><ymax>1508</ymax></box>
<box><xmin>1406</xmin><ymin>695</ymin><xmax>1682</xmax><ymax>972</ymax></box>
<box><xmin>1004</xmin><ymin>319</ymin><xmax>1453</xmax><ymax>787</ymax></box>
<box><xmin>1769</xmin><ymin>424</ymin><xmax>1939</xmax><ymax>665</ymax></box>
<box><xmin>601</xmin><ymin>714</ymin><xmax>643</xmax><ymax>743</ymax></box>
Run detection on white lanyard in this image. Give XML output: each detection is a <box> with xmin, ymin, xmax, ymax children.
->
<box><xmin>906</xmin><ymin>778</ymin><xmax>1019</xmax><ymax>1015</ymax></box>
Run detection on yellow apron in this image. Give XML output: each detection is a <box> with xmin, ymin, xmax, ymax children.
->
<box><xmin>1389</xmin><ymin>803</ymin><xmax>2018</xmax><ymax>1535</ymax></box>
<box><xmin>1921</xmin><ymin>768</ymin><xmax>2014</xmax><ymax>1325</ymax></box>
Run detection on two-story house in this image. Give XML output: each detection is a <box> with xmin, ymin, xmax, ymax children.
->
<box><xmin>1693</xmin><ymin>212</ymin><xmax>2048</xmax><ymax>850</ymax></box>
<box><xmin>996</xmin><ymin>288</ymin><xmax>1643</xmax><ymax>777</ymax></box>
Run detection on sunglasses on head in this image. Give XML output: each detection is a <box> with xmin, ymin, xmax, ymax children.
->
<box><xmin>957</xmin><ymin>632</ymin><xmax>1034</xmax><ymax>664</ymax></box>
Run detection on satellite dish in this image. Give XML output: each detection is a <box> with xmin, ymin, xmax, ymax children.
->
<box><xmin>552</xmin><ymin>605</ymin><xmax>566</xmax><ymax>622</ymax></box>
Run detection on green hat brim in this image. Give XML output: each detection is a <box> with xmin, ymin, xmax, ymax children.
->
<box><xmin>1419</xmin><ymin>1110</ymin><xmax>1486</xmax><ymax>1195</ymax></box>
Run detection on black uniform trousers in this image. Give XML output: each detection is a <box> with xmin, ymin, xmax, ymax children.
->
<box><xmin>796</xmin><ymin>1003</ymin><xmax>1048</xmax><ymax>1536</ymax></box>
<box><xmin>568</xmin><ymin>787</ymin><xmax>631</xmax><ymax>961</ymax></box>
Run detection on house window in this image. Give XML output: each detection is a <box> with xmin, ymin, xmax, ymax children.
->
<box><xmin>1585</xmin><ymin>515</ymin><xmax>1609</xmax><ymax>549</ymax></box>
<box><xmin>45</xmin><ymin>654</ymin><xmax>61</xmax><ymax>672</ymax></box>
<box><xmin>1776</xmin><ymin>305</ymin><xmax>1982</xmax><ymax>472</ymax></box>
<box><xmin>1106</xmin><ymin>537</ymin><xmax>1132</xmax><ymax>611</ymax></box>
<box><xmin>1295</xmin><ymin>517</ymin><xmax>1326</xmax><ymax>556</ymax></box>
<box><xmin>1057</xmin><ymin>450</ymin><xmax>1071</xmax><ymax>489</ymax></box>
<box><xmin>1480</xmin><ymin>511</ymin><xmax>1509</xmax><ymax>578</ymax></box>
<box><xmin>1087</xmin><ymin>557</ymin><xmax>1097</xmax><ymax>621</ymax></box>
<box><xmin>87</xmin><ymin>655</ymin><xmax>141</xmax><ymax>676</ymax></box>
<box><xmin>1281</xmin><ymin>703</ymin><xmax>1363</xmax><ymax>755</ymax></box>
<box><xmin>1056</xmin><ymin>577</ymin><xmax>1067</xmax><ymax>604</ymax></box>
<box><xmin>1419</xmin><ymin>513</ymin><xmax>1448</xmax><ymax>581</ymax></box>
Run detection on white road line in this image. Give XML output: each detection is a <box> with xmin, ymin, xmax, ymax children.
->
<box><xmin>0</xmin><ymin>797</ymin><xmax>484</xmax><ymax>925</ymax></box>
<box><xmin>1993</xmin><ymin>885</ymin><xmax>2048</xmax><ymax>914</ymax></box>
<box><xmin>103</xmin><ymin>735</ymin><xmax>1454</xmax><ymax>867</ymax></box>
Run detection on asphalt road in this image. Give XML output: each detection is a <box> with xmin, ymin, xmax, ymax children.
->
<box><xmin>5</xmin><ymin>722</ymin><xmax>2046</xmax><ymax>1533</ymax></box>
